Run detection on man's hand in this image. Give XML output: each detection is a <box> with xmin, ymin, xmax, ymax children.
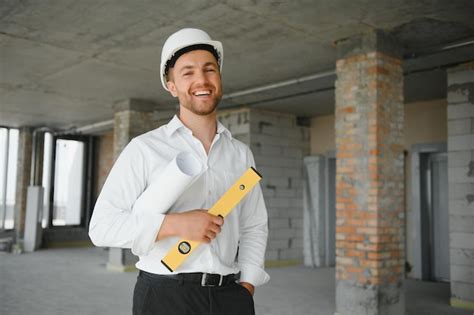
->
<box><xmin>240</xmin><ymin>282</ymin><xmax>255</xmax><ymax>296</ymax></box>
<box><xmin>156</xmin><ymin>210</ymin><xmax>224</xmax><ymax>242</ymax></box>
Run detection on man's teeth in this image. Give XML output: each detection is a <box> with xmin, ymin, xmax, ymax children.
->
<box><xmin>194</xmin><ymin>91</ymin><xmax>211</xmax><ymax>96</ymax></box>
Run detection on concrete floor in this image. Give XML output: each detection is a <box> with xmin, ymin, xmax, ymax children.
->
<box><xmin>0</xmin><ymin>247</ymin><xmax>471</xmax><ymax>315</ymax></box>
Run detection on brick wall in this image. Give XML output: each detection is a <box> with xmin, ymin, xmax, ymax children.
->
<box><xmin>335</xmin><ymin>51</ymin><xmax>405</xmax><ymax>286</ymax></box>
<box><xmin>447</xmin><ymin>61</ymin><xmax>474</xmax><ymax>308</ymax></box>
<box><xmin>335</xmin><ymin>29</ymin><xmax>405</xmax><ymax>314</ymax></box>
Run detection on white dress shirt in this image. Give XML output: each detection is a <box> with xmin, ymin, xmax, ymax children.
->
<box><xmin>89</xmin><ymin>115</ymin><xmax>270</xmax><ymax>286</ymax></box>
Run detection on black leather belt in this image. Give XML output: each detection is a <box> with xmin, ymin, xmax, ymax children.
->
<box><xmin>140</xmin><ymin>270</ymin><xmax>238</xmax><ymax>287</ymax></box>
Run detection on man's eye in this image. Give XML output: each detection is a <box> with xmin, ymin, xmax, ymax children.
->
<box><xmin>183</xmin><ymin>72</ymin><xmax>192</xmax><ymax>76</ymax></box>
<box><xmin>205</xmin><ymin>68</ymin><xmax>215</xmax><ymax>72</ymax></box>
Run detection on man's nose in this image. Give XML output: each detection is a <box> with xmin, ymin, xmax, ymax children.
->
<box><xmin>194</xmin><ymin>70</ymin><xmax>209</xmax><ymax>85</ymax></box>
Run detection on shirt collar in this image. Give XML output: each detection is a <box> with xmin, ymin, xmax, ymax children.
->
<box><xmin>165</xmin><ymin>115</ymin><xmax>232</xmax><ymax>139</ymax></box>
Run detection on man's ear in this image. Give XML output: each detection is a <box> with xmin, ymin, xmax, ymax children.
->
<box><xmin>167</xmin><ymin>80</ymin><xmax>178</xmax><ymax>98</ymax></box>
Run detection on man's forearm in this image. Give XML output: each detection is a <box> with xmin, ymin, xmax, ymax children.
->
<box><xmin>155</xmin><ymin>210</ymin><xmax>224</xmax><ymax>242</ymax></box>
<box><xmin>156</xmin><ymin>213</ymin><xmax>181</xmax><ymax>241</ymax></box>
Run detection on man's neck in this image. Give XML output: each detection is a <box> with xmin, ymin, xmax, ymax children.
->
<box><xmin>178</xmin><ymin>107</ymin><xmax>217</xmax><ymax>154</ymax></box>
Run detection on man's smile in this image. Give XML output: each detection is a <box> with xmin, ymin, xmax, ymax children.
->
<box><xmin>192</xmin><ymin>90</ymin><xmax>212</xmax><ymax>97</ymax></box>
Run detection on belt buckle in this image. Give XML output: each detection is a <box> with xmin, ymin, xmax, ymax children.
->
<box><xmin>201</xmin><ymin>273</ymin><xmax>223</xmax><ymax>287</ymax></box>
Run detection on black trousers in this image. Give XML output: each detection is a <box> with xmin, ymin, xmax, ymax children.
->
<box><xmin>133</xmin><ymin>271</ymin><xmax>255</xmax><ymax>315</ymax></box>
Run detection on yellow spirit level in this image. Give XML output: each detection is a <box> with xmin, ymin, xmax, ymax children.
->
<box><xmin>161</xmin><ymin>167</ymin><xmax>262</xmax><ymax>272</ymax></box>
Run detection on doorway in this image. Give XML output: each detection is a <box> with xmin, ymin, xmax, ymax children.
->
<box><xmin>420</xmin><ymin>152</ymin><xmax>450</xmax><ymax>281</ymax></box>
<box><xmin>45</xmin><ymin>135</ymin><xmax>94</xmax><ymax>229</ymax></box>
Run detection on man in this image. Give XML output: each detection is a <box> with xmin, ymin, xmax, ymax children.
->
<box><xmin>89</xmin><ymin>28</ymin><xmax>269</xmax><ymax>315</ymax></box>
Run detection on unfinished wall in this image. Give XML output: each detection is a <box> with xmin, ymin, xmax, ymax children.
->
<box><xmin>310</xmin><ymin>114</ymin><xmax>335</xmax><ymax>155</ymax></box>
<box><xmin>250</xmin><ymin>109</ymin><xmax>310</xmax><ymax>265</ymax></box>
<box><xmin>404</xmin><ymin>99</ymin><xmax>447</xmax><ymax>277</ymax></box>
<box><xmin>311</xmin><ymin>99</ymin><xmax>447</xmax><ymax>153</ymax></box>
<box><xmin>311</xmin><ymin>99</ymin><xmax>448</xmax><ymax>279</ymax></box>
<box><xmin>405</xmin><ymin>99</ymin><xmax>447</xmax><ymax>143</ymax></box>
<box><xmin>447</xmin><ymin>61</ymin><xmax>474</xmax><ymax>310</ymax></box>
<box><xmin>218</xmin><ymin>108</ymin><xmax>310</xmax><ymax>265</ymax></box>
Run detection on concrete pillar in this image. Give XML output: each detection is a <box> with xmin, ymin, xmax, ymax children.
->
<box><xmin>334</xmin><ymin>30</ymin><xmax>405</xmax><ymax>315</ymax></box>
<box><xmin>13</xmin><ymin>127</ymin><xmax>33</xmax><ymax>248</ymax></box>
<box><xmin>107</xmin><ymin>98</ymin><xmax>156</xmax><ymax>271</ymax></box>
<box><xmin>112</xmin><ymin>98</ymin><xmax>157</xmax><ymax>157</ymax></box>
<box><xmin>447</xmin><ymin>61</ymin><xmax>474</xmax><ymax>311</ymax></box>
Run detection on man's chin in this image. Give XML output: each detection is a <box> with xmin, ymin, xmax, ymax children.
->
<box><xmin>190</xmin><ymin>103</ymin><xmax>219</xmax><ymax>116</ymax></box>
<box><xmin>191</xmin><ymin>108</ymin><xmax>218</xmax><ymax>116</ymax></box>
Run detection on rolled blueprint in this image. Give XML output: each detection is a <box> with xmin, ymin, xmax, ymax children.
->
<box><xmin>131</xmin><ymin>151</ymin><xmax>202</xmax><ymax>255</ymax></box>
<box><xmin>134</xmin><ymin>151</ymin><xmax>202</xmax><ymax>213</ymax></box>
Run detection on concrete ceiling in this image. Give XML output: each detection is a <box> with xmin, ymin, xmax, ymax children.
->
<box><xmin>1</xmin><ymin>0</ymin><xmax>474</xmax><ymax>130</ymax></box>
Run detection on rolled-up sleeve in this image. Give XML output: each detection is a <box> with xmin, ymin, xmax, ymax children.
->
<box><xmin>237</xmin><ymin>149</ymin><xmax>270</xmax><ymax>287</ymax></box>
<box><xmin>88</xmin><ymin>139</ymin><xmax>165</xmax><ymax>256</ymax></box>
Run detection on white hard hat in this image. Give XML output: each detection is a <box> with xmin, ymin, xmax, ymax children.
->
<box><xmin>160</xmin><ymin>28</ymin><xmax>223</xmax><ymax>91</ymax></box>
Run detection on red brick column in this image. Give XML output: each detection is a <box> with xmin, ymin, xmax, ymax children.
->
<box><xmin>334</xmin><ymin>30</ymin><xmax>405</xmax><ymax>314</ymax></box>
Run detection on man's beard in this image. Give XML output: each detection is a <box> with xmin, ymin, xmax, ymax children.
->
<box><xmin>182</xmin><ymin>94</ymin><xmax>221</xmax><ymax>116</ymax></box>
